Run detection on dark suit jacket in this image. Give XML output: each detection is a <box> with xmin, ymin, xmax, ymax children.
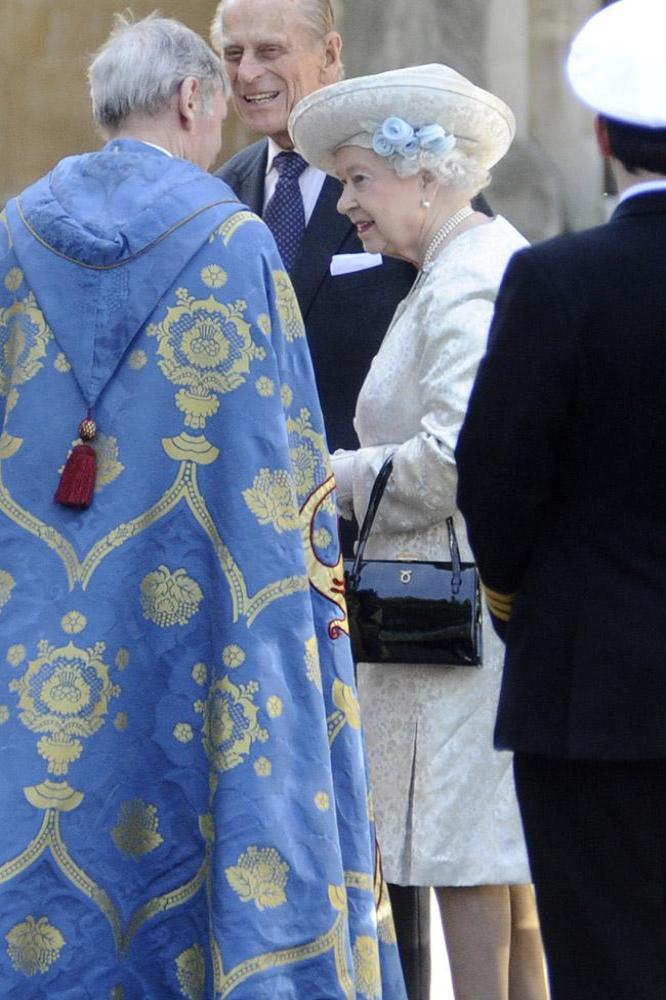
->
<box><xmin>217</xmin><ymin>140</ymin><xmax>417</xmax><ymax>454</ymax></box>
<box><xmin>456</xmin><ymin>190</ymin><xmax>666</xmax><ymax>761</ymax></box>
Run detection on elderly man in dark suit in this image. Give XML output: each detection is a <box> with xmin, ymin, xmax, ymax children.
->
<box><xmin>456</xmin><ymin>2</ymin><xmax>666</xmax><ymax>998</ymax></box>
<box><xmin>209</xmin><ymin>2</ymin><xmax>429</xmax><ymax>997</ymax></box>
<box><xmin>210</xmin><ymin>0</ymin><xmax>416</xmax><ymax>461</ymax></box>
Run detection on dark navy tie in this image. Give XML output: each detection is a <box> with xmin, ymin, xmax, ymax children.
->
<box><xmin>263</xmin><ymin>151</ymin><xmax>308</xmax><ymax>273</ymax></box>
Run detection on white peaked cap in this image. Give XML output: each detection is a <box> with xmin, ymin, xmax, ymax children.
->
<box><xmin>567</xmin><ymin>0</ymin><xmax>666</xmax><ymax>127</ymax></box>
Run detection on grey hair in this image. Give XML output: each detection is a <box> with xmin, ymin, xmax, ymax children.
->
<box><xmin>391</xmin><ymin>147</ymin><xmax>490</xmax><ymax>195</ymax></box>
<box><xmin>89</xmin><ymin>11</ymin><xmax>229</xmax><ymax>131</ymax></box>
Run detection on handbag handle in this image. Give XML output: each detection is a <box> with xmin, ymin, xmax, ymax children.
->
<box><xmin>346</xmin><ymin>455</ymin><xmax>463</xmax><ymax>593</ymax></box>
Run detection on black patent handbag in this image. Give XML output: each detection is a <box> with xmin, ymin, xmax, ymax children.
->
<box><xmin>343</xmin><ymin>456</ymin><xmax>482</xmax><ymax>666</ymax></box>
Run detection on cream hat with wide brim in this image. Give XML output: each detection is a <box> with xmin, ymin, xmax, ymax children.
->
<box><xmin>288</xmin><ymin>64</ymin><xmax>516</xmax><ymax>177</ymax></box>
<box><xmin>567</xmin><ymin>0</ymin><xmax>666</xmax><ymax>128</ymax></box>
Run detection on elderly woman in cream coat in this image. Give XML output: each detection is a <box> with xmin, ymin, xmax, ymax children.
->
<box><xmin>290</xmin><ymin>66</ymin><xmax>548</xmax><ymax>1000</ymax></box>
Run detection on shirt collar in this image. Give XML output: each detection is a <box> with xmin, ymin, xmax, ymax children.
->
<box><xmin>619</xmin><ymin>178</ymin><xmax>666</xmax><ymax>204</ymax></box>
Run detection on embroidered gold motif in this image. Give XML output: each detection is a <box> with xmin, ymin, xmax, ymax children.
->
<box><xmin>4</xmin><ymin>267</ymin><xmax>23</xmax><ymax>292</ymax></box>
<box><xmin>115</xmin><ymin>648</ymin><xmax>130</xmax><ymax>670</ymax></box>
<box><xmin>253</xmin><ymin>756</ymin><xmax>272</xmax><ymax>777</ymax></box>
<box><xmin>112</xmin><ymin>799</ymin><xmax>164</xmax><ymax>859</ymax></box>
<box><xmin>209</xmin><ymin>210</ymin><xmax>256</xmax><ymax>245</ymax></box>
<box><xmin>201</xmin><ymin>264</ymin><xmax>227</xmax><ymax>288</ymax></box>
<box><xmin>222</xmin><ymin>645</ymin><xmax>245</xmax><ymax>669</ymax></box>
<box><xmin>328</xmin><ymin>883</ymin><xmax>348</xmax><ymax>914</ymax></box>
<box><xmin>272</xmin><ymin>270</ymin><xmax>305</xmax><ymax>342</ymax></box>
<box><xmin>110</xmin><ymin>986</ymin><xmax>125</xmax><ymax>999</ymax></box>
<box><xmin>314</xmin><ymin>527</ymin><xmax>333</xmax><ymax>549</ymax></box>
<box><xmin>281</xmin><ymin>384</ymin><xmax>293</xmax><ymax>408</ymax></box>
<box><xmin>301</xmin><ymin>477</ymin><xmax>349</xmax><ymax>640</ymax></box>
<box><xmin>216</xmin><ymin>912</ymin><xmax>354</xmax><ymax>999</ymax></box>
<box><xmin>0</xmin><ymin>569</ymin><xmax>15</xmax><ymax>610</ymax></box>
<box><xmin>192</xmin><ymin>661</ymin><xmax>209</xmax><ymax>685</ymax></box>
<box><xmin>5</xmin><ymin>915</ymin><xmax>65</xmax><ymax>976</ymax></box>
<box><xmin>255</xmin><ymin>375</ymin><xmax>274</xmax><ymax>397</ymax></box>
<box><xmin>257</xmin><ymin>313</ymin><xmax>271</xmax><ymax>337</ymax></box>
<box><xmin>7</xmin><ymin>643</ymin><xmax>26</xmax><ymax>666</ymax></box>
<box><xmin>60</xmin><ymin>611</ymin><xmax>87</xmax><ymax>634</ymax></box>
<box><xmin>148</xmin><ymin>289</ymin><xmax>266</xmax><ymax>434</ymax></box>
<box><xmin>176</xmin><ymin>943</ymin><xmax>206</xmax><ymax>999</ymax></box>
<box><xmin>0</xmin><ymin>705</ymin><xmax>8</xmax><ymax>724</ymax></box>
<box><xmin>314</xmin><ymin>791</ymin><xmax>330</xmax><ymax>811</ymax></box>
<box><xmin>54</xmin><ymin>352</ymin><xmax>71</xmax><ymax>373</ymax></box>
<box><xmin>266</xmin><ymin>695</ymin><xmax>283</xmax><ymax>718</ymax></box>
<box><xmin>141</xmin><ymin>565</ymin><xmax>203</xmax><ymax>627</ymax></box>
<box><xmin>114</xmin><ymin>712</ymin><xmax>128</xmax><ymax>732</ymax></box>
<box><xmin>199</xmin><ymin>675</ymin><xmax>268</xmax><ymax>772</ymax></box>
<box><xmin>127</xmin><ymin>349</ymin><xmax>146</xmax><ymax>371</ymax></box>
<box><xmin>353</xmin><ymin>936</ymin><xmax>381</xmax><ymax>1000</ymax></box>
<box><xmin>10</xmin><ymin>640</ymin><xmax>119</xmax><ymax>776</ymax></box>
<box><xmin>24</xmin><ymin>780</ymin><xmax>83</xmax><ymax>812</ymax></box>
<box><xmin>332</xmin><ymin>680</ymin><xmax>361</xmax><ymax>730</ymax></box>
<box><xmin>225</xmin><ymin>845</ymin><xmax>289</xmax><ymax>911</ymax></box>
<box><xmin>377</xmin><ymin>889</ymin><xmax>398</xmax><ymax>945</ymax></box>
<box><xmin>174</xmin><ymin>722</ymin><xmax>194</xmax><ymax>743</ymax></box>
<box><xmin>243</xmin><ymin>468</ymin><xmax>300</xmax><ymax>533</ymax></box>
<box><xmin>287</xmin><ymin>408</ymin><xmax>328</xmax><ymax>505</ymax></box>
<box><xmin>304</xmin><ymin>637</ymin><xmax>322</xmax><ymax>691</ymax></box>
<box><xmin>0</xmin><ymin>291</ymin><xmax>52</xmax><ymax>400</ymax></box>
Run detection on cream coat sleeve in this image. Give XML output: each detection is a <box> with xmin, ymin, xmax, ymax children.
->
<box><xmin>350</xmin><ymin>262</ymin><xmax>497</xmax><ymax>535</ymax></box>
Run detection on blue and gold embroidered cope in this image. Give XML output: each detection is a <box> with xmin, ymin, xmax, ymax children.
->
<box><xmin>0</xmin><ymin>141</ymin><xmax>405</xmax><ymax>999</ymax></box>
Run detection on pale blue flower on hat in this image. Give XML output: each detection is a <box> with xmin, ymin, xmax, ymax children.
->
<box><xmin>415</xmin><ymin>123</ymin><xmax>457</xmax><ymax>155</ymax></box>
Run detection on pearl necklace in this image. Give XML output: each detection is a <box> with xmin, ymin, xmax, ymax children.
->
<box><xmin>421</xmin><ymin>205</ymin><xmax>474</xmax><ymax>272</ymax></box>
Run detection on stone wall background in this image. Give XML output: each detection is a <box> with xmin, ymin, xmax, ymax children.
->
<box><xmin>1</xmin><ymin>0</ymin><xmax>607</xmax><ymax>237</ymax></box>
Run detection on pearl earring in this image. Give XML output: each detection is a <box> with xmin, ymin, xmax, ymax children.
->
<box><xmin>421</xmin><ymin>198</ymin><xmax>431</xmax><ymax>209</ymax></box>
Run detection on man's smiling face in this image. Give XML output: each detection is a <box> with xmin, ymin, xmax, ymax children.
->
<box><xmin>220</xmin><ymin>0</ymin><xmax>341</xmax><ymax>148</ymax></box>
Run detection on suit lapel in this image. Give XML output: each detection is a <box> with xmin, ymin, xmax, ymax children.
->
<box><xmin>291</xmin><ymin>176</ymin><xmax>355</xmax><ymax>321</ymax></box>
<box><xmin>234</xmin><ymin>141</ymin><xmax>268</xmax><ymax>215</ymax></box>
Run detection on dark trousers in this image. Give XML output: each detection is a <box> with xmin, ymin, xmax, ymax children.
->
<box><xmin>387</xmin><ymin>883</ymin><xmax>431</xmax><ymax>1000</ymax></box>
<box><xmin>514</xmin><ymin>753</ymin><xmax>666</xmax><ymax>1000</ymax></box>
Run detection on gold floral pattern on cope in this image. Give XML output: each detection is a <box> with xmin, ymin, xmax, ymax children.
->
<box><xmin>0</xmin><ymin>291</ymin><xmax>52</xmax><ymax>399</ymax></box>
<box><xmin>141</xmin><ymin>566</ymin><xmax>203</xmax><ymax>627</ymax></box>
<box><xmin>60</xmin><ymin>611</ymin><xmax>87</xmax><ymax>635</ymax></box>
<box><xmin>332</xmin><ymin>680</ymin><xmax>362</xmax><ymax>730</ymax></box>
<box><xmin>353</xmin><ymin>935</ymin><xmax>382</xmax><ymax>1000</ymax></box>
<box><xmin>5</xmin><ymin>915</ymin><xmax>65</xmax><ymax>976</ymax></box>
<box><xmin>243</xmin><ymin>468</ymin><xmax>300</xmax><ymax>534</ymax></box>
<box><xmin>272</xmin><ymin>271</ymin><xmax>305</xmax><ymax>342</ymax></box>
<box><xmin>176</xmin><ymin>943</ymin><xmax>206</xmax><ymax>1000</ymax></box>
<box><xmin>9</xmin><ymin>639</ymin><xmax>119</xmax><ymax>775</ymax></box>
<box><xmin>112</xmin><ymin>799</ymin><xmax>164</xmax><ymax>859</ymax></box>
<box><xmin>4</xmin><ymin>267</ymin><xmax>23</xmax><ymax>292</ymax></box>
<box><xmin>7</xmin><ymin>643</ymin><xmax>26</xmax><ymax>666</ymax></box>
<box><xmin>225</xmin><ymin>845</ymin><xmax>289</xmax><ymax>911</ymax></box>
<box><xmin>0</xmin><ymin>569</ymin><xmax>15</xmax><ymax>610</ymax></box>
<box><xmin>304</xmin><ymin>637</ymin><xmax>322</xmax><ymax>691</ymax></box>
<box><xmin>148</xmin><ymin>289</ymin><xmax>266</xmax><ymax>431</ymax></box>
<box><xmin>199</xmin><ymin>675</ymin><xmax>268</xmax><ymax>773</ymax></box>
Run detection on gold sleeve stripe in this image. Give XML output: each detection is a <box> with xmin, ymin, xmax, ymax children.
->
<box><xmin>483</xmin><ymin>585</ymin><xmax>516</xmax><ymax>622</ymax></box>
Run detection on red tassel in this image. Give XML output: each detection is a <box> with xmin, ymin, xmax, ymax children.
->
<box><xmin>55</xmin><ymin>415</ymin><xmax>98</xmax><ymax>509</ymax></box>
<box><xmin>55</xmin><ymin>443</ymin><xmax>97</xmax><ymax>508</ymax></box>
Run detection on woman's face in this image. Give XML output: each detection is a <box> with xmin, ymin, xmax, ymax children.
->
<box><xmin>335</xmin><ymin>146</ymin><xmax>423</xmax><ymax>262</ymax></box>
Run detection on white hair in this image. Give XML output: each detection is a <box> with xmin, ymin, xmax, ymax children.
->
<box><xmin>391</xmin><ymin>147</ymin><xmax>490</xmax><ymax>195</ymax></box>
<box><xmin>89</xmin><ymin>12</ymin><xmax>229</xmax><ymax>131</ymax></box>
<box><xmin>211</xmin><ymin>0</ymin><xmax>344</xmax><ymax>79</ymax></box>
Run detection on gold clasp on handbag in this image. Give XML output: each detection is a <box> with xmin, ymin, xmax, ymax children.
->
<box><xmin>400</xmin><ymin>569</ymin><xmax>413</xmax><ymax>584</ymax></box>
